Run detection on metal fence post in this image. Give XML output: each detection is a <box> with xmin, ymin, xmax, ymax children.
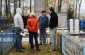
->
<box><xmin>62</xmin><ymin>29</ymin><xmax>65</xmax><ymax>54</ymax></box>
<box><xmin>1</xmin><ymin>31</ymin><xmax>3</xmax><ymax>55</ymax></box>
<box><xmin>83</xmin><ymin>41</ymin><xmax>85</xmax><ymax>55</ymax></box>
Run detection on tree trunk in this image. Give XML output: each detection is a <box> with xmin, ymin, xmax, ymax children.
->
<box><xmin>0</xmin><ymin>0</ymin><xmax>2</xmax><ymax>17</ymax></box>
<box><xmin>5</xmin><ymin>0</ymin><xmax>8</xmax><ymax>18</ymax></box>
<box><xmin>30</xmin><ymin>0</ymin><xmax>31</xmax><ymax>12</ymax></box>
<box><xmin>58</xmin><ymin>0</ymin><xmax>62</xmax><ymax>12</ymax></box>
<box><xmin>14</xmin><ymin>0</ymin><xmax>17</xmax><ymax>14</ymax></box>
<box><xmin>19</xmin><ymin>0</ymin><xmax>21</xmax><ymax>7</ymax></box>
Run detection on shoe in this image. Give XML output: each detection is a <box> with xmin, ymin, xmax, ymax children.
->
<box><xmin>50</xmin><ymin>42</ymin><xmax>51</xmax><ymax>45</ymax></box>
<box><xmin>16</xmin><ymin>49</ymin><xmax>24</xmax><ymax>52</ymax></box>
<box><xmin>36</xmin><ymin>49</ymin><xmax>41</xmax><ymax>51</ymax></box>
<box><xmin>39</xmin><ymin>43</ymin><xmax>42</xmax><ymax>45</ymax></box>
<box><xmin>53</xmin><ymin>49</ymin><xmax>57</xmax><ymax>51</ymax></box>
<box><xmin>22</xmin><ymin>47</ymin><xmax>25</xmax><ymax>49</ymax></box>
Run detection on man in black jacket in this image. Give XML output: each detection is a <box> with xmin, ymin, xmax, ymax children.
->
<box><xmin>22</xmin><ymin>15</ymin><xmax>29</xmax><ymax>28</ymax></box>
<box><xmin>49</xmin><ymin>7</ymin><xmax>58</xmax><ymax>52</ymax></box>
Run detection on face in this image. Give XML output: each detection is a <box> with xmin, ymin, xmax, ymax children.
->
<box><xmin>41</xmin><ymin>12</ymin><xmax>46</xmax><ymax>16</ymax></box>
<box><xmin>48</xmin><ymin>10</ymin><xmax>52</xmax><ymax>15</ymax></box>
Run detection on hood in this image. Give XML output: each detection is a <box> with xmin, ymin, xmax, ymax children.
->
<box><xmin>16</xmin><ymin>8</ymin><xmax>22</xmax><ymax>15</ymax></box>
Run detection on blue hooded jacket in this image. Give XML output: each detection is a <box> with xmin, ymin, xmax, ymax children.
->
<box><xmin>39</xmin><ymin>16</ymin><xmax>49</xmax><ymax>29</ymax></box>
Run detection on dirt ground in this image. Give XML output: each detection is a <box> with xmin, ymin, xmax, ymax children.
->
<box><xmin>8</xmin><ymin>43</ymin><xmax>62</xmax><ymax>55</ymax></box>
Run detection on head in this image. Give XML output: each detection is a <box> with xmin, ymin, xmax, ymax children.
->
<box><xmin>24</xmin><ymin>11</ymin><xmax>30</xmax><ymax>16</ymax></box>
<box><xmin>49</xmin><ymin>7</ymin><xmax>55</xmax><ymax>14</ymax></box>
<box><xmin>16</xmin><ymin>8</ymin><xmax>22</xmax><ymax>15</ymax></box>
<box><xmin>41</xmin><ymin>10</ymin><xmax>46</xmax><ymax>16</ymax></box>
<box><xmin>30</xmin><ymin>12</ymin><xmax>35</xmax><ymax>17</ymax></box>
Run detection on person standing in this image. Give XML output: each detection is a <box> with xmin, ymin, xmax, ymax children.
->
<box><xmin>27</xmin><ymin>12</ymin><xmax>40</xmax><ymax>51</ymax></box>
<box><xmin>39</xmin><ymin>11</ymin><xmax>49</xmax><ymax>45</ymax></box>
<box><xmin>49</xmin><ymin>7</ymin><xmax>58</xmax><ymax>52</ymax></box>
<box><xmin>14</xmin><ymin>8</ymin><xmax>25</xmax><ymax>52</ymax></box>
<box><xmin>22</xmin><ymin>12</ymin><xmax>30</xmax><ymax>28</ymax></box>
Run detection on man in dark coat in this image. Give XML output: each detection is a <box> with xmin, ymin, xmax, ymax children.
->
<box><xmin>22</xmin><ymin>15</ymin><xmax>29</xmax><ymax>28</ymax></box>
<box><xmin>49</xmin><ymin>7</ymin><xmax>58</xmax><ymax>52</ymax></box>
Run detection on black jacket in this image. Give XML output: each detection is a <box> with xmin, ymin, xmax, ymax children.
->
<box><xmin>49</xmin><ymin>12</ymin><xmax>58</xmax><ymax>29</ymax></box>
<box><xmin>22</xmin><ymin>15</ymin><xmax>29</xmax><ymax>28</ymax></box>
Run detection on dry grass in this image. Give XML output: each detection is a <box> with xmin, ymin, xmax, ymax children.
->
<box><xmin>8</xmin><ymin>43</ymin><xmax>62</xmax><ymax>55</ymax></box>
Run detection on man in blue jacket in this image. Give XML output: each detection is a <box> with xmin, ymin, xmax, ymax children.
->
<box><xmin>39</xmin><ymin>11</ymin><xmax>49</xmax><ymax>45</ymax></box>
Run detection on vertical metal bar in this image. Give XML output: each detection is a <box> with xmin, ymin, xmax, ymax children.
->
<box><xmin>62</xmin><ymin>29</ymin><xmax>64</xmax><ymax>54</ymax></box>
<box><xmin>83</xmin><ymin>41</ymin><xmax>85</xmax><ymax>55</ymax></box>
<box><xmin>1</xmin><ymin>31</ymin><xmax>3</xmax><ymax>55</ymax></box>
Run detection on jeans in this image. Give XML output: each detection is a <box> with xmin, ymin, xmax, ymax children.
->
<box><xmin>29</xmin><ymin>31</ymin><xmax>39</xmax><ymax>49</ymax></box>
<box><xmin>15</xmin><ymin>28</ymin><xmax>23</xmax><ymax>50</ymax></box>
<box><xmin>50</xmin><ymin>27</ymin><xmax>57</xmax><ymax>50</ymax></box>
<box><xmin>40</xmin><ymin>29</ymin><xmax>46</xmax><ymax>44</ymax></box>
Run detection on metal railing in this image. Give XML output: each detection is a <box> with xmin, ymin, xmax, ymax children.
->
<box><xmin>0</xmin><ymin>19</ymin><xmax>13</xmax><ymax>31</ymax></box>
<box><xmin>0</xmin><ymin>26</ymin><xmax>16</xmax><ymax>55</ymax></box>
<box><xmin>62</xmin><ymin>32</ymin><xmax>85</xmax><ymax>55</ymax></box>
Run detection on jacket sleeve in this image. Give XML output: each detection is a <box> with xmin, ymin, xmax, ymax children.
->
<box><xmin>18</xmin><ymin>15</ymin><xmax>24</xmax><ymax>31</ymax></box>
<box><xmin>50</xmin><ymin>13</ymin><xmax>58</xmax><ymax>29</ymax></box>
<box><xmin>36</xmin><ymin>20</ymin><xmax>39</xmax><ymax>31</ymax></box>
<box><xmin>27</xmin><ymin>19</ymin><xmax>29</xmax><ymax>29</ymax></box>
<box><xmin>46</xmin><ymin>17</ymin><xmax>49</xmax><ymax>28</ymax></box>
<box><xmin>27</xmin><ymin>19</ymin><xmax>31</xmax><ymax>30</ymax></box>
<box><xmin>49</xmin><ymin>14</ymin><xmax>54</xmax><ymax>29</ymax></box>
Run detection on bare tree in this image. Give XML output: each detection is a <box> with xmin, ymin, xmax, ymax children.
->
<box><xmin>0</xmin><ymin>0</ymin><xmax>2</xmax><ymax>17</ymax></box>
<box><xmin>58</xmin><ymin>0</ymin><xmax>62</xmax><ymax>12</ymax></box>
<box><xmin>78</xmin><ymin>0</ymin><xmax>82</xmax><ymax>19</ymax></box>
<box><xmin>74</xmin><ymin>0</ymin><xmax>82</xmax><ymax>19</ymax></box>
<box><xmin>19</xmin><ymin>0</ymin><xmax>21</xmax><ymax>7</ymax></box>
<box><xmin>14</xmin><ymin>0</ymin><xmax>17</xmax><ymax>14</ymax></box>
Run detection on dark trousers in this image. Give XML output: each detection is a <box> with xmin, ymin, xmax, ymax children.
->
<box><xmin>40</xmin><ymin>29</ymin><xmax>46</xmax><ymax>44</ymax></box>
<box><xmin>15</xmin><ymin>28</ymin><xmax>23</xmax><ymax>50</ymax></box>
<box><xmin>29</xmin><ymin>31</ymin><xmax>39</xmax><ymax>49</ymax></box>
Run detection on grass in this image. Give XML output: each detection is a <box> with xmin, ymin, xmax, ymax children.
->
<box><xmin>7</xmin><ymin>43</ymin><xmax>62</xmax><ymax>55</ymax></box>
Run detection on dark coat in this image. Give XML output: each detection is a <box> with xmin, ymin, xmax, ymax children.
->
<box><xmin>49</xmin><ymin>12</ymin><xmax>58</xmax><ymax>29</ymax></box>
<box><xmin>22</xmin><ymin>15</ymin><xmax>29</xmax><ymax>28</ymax></box>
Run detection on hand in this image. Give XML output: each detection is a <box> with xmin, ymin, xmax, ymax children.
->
<box><xmin>22</xmin><ymin>31</ymin><xmax>24</xmax><ymax>33</ymax></box>
<box><xmin>45</xmin><ymin>28</ymin><xmax>48</xmax><ymax>30</ymax></box>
